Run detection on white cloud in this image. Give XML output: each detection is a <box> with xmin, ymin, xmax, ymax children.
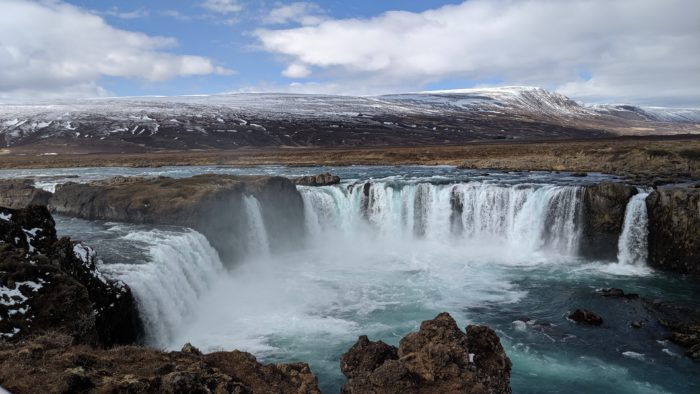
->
<box><xmin>282</xmin><ymin>63</ymin><xmax>311</xmax><ymax>78</ymax></box>
<box><xmin>263</xmin><ymin>2</ymin><xmax>326</xmax><ymax>26</ymax></box>
<box><xmin>0</xmin><ymin>0</ymin><xmax>232</xmax><ymax>100</ymax></box>
<box><xmin>200</xmin><ymin>0</ymin><xmax>243</xmax><ymax>15</ymax></box>
<box><xmin>97</xmin><ymin>7</ymin><xmax>149</xmax><ymax>19</ymax></box>
<box><xmin>256</xmin><ymin>0</ymin><xmax>700</xmax><ymax>106</ymax></box>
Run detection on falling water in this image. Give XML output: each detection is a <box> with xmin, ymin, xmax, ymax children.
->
<box><xmin>243</xmin><ymin>195</ymin><xmax>271</xmax><ymax>257</ymax></box>
<box><xmin>99</xmin><ymin>229</ymin><xmax>224</xmax><ymax>347</ymax></box>
<box><xmin>617</xmin><ymin>192</ymin><xmax>650</xmax><ymax>266</ymax></box>
<box><xmin>300</xmin><ymin>182</ymin><xmax>583</xmax><ymax>258</ymax></box>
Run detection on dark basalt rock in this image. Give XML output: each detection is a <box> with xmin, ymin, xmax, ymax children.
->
<box><xmin>293</xmin><ymin>172</ymin><xmax>341</xmax><ymax>186</ymax></box>
<box><xmin>580</xmin><ymin>182</ymin><xmax>638</xmax><ymax>260</ymax></box>
<box><xmin>0</xmin><ymin>206</ymin><xmax>142</xmax><ymax>346</ymax></box>
<box><xmin>646</xmin><ymin>186</ymin><xmax>700</xmax><ymax>276</ymax></box>
<box><xmin>0</xmin><ymin>334</ymin><xmax>320</xmax><ymax>394</ymax></box>
<box><xmin>340</xmin><ymin>312</ymin><xmax>512</xmax><ymax>394</ymax></box>
<box><xmin>569</xmin><ymin>309</ymin><xmax>604</xmax><ymax>326</ymax></box>
<box><xmin>0</xmin><ymin>179</ymin><xmax>52</xmax><ymax>209</ymax></box>
<box><xmin>49</xmin><ymin>174</ymin><xmax>306</xmax><ymax>264</ymax></box>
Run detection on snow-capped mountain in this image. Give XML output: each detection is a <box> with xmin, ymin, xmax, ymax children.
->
<box><xmin>1</xmin><ymin>87</ymin><xmax>697</xmax><ymax>151</ymax></box>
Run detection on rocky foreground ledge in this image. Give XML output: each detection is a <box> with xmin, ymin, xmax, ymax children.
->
<box><xmin>0</xmin><ymin>205</ymin><xmax>141</xmax><ymax>346</ymax></box>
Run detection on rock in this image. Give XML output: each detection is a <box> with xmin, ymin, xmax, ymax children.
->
<box><xmin>631</xmin><ymin>321</ymin><xmax>643</xmax><ymax>328</ymax></box>
<box><xmin>49</xmin><ymin>175</ymin><xmax>305</xmax><ymax>264</ymax></box>
<box><xmin>0</xmin><ymin>179</ymin><xmax>52</xmax><ymax>209</ymax></box>
<box><xmin>181</xmin><ymin>343</ymin><xmax>203</xmax><ymax>356</ymax></box>
<box><xmin>599</xmin><ymin>288</ymin><xmax>639</xmax><ymax>299</ymax></box>
<box><xmin>646</xmin><ymin>186</ymin><xmax>700</xmax><ymax>275</ymax></box>
<box><xmin>293</xmin><ymin>172</ymin><xmax>341</xmax><ymax>186</ymax></box>
<box><xmin>340</xmin><ymin>312</ymin><xmax>512</xmax><ymax>394</ymax></box>
<box><xmin>0</xmin><ymin>332</ymin><xmax>320</xmax><ymax>393</ymax></box>
<box><xmin>580</xmin><ymin>182</ymin><xmax>638</xmax><ymax>260</ymax></box>
<box><xmin>0</xmin><ymin>206</ymin><xmax>142</xmax><ymax>346</ymax></box>
<box><xmin>569</xmin><ymin>309</ymin><xmax>603</xmax><ymax>326</ymax></box>
<box><xmin>571</xmin><ymin>172</ymin><xmax>588</xmax><ymax>177</ymax></box>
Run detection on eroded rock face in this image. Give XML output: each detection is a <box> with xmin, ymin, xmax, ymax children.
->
<box><xmin>0</xmin><ymin>179</ymin><xmax>52</xmax><ymax>209</ymax></box>
<box><xmin>340</xmin><ymin>312</ymin><xmax>512</xmax><ymax>394</ymax></box>
<box><xmin>569</xmin><ymin>309</ymin><xmax>604</xmax><ymax>326</ymax></box>
<box><xmin>49</xmin><ymin>175</ymin><xmax>305</xmax><ymax>263</ymax></box>
<box><xmin>0</xmin><ymin>335</ymin><xmax>320</xmax><ymax>394</ymax></box>
<box><xmin>580</xmin><ymin>182</ymin><xmax>638</xmax><ymax>260</ymax></box>
<box><xmin>0</xmin><ymin>206</ymin><xmax>142</xmax><ymax>346</ymax></box>
<box><xmin>293</xmin><ymin>172</ymin><xmax>341</xmax><ymax>186</ymax></box>
<box><xmin>646</xmin><ymin>186</ymin><xmax>700</xmax><ymax>275</ymax></box>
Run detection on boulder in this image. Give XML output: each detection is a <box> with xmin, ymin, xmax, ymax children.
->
<box><xmin>0</xmin><ymin>206</ymin><xmax>142</xmax><ymax>346</ymax></box>
<box><xmin>340</xmin><ymin>312</ymin><xmax>512</xmax><ymax>394</ymax></box>
<box><xmin>49</xmin><ymin>175</ymin><xmax>306</xmax><ymax>263</ymax></box>
<box><xmin>645</xmin><ymin>186</ymin><xmax>700</xmax><ymax>275</ymax></box>
<box><xmin>580</xmin><ymin>182</ymin><xmax>637</xmax><ymax>260</ymax></box>
<box><xmin>0</xmin><ymin>333</ymin><xmax>320</xmax><ymax>393</ymax></box>
<box><xmin>293</xmin><ymin>172</ymin><xmax>341</xmax><ymax>186</ymax></box>
<box><xmin>568</xmin><ymin>309</ymin><xmax>603</xmax><ymax>326</ymax></box>
<box><xmin>0</xmin><ymin>179</ymin><xmax>52</xmax><ymax>209</ymax></box>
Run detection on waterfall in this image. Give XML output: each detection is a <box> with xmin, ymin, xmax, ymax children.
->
<box><xmin>99</xmin><ymin>229</ymin><xmax>224</xmax><ymax>347</ymax></box>
<box><xmin>243</xmin><ymin>195</ymin><xmax>271</xmax><ymax>257</ymax></box>
<box><xmin>301</xmin><ymin>182</ymin><xmax>583</xmax><ymax>257</ymax></box>
<box><xmin>617</xmin><ymin>192</ymin><xmax>650</xmax><ymax>266</ymax></box>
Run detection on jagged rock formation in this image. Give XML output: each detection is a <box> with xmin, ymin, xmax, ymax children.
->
<box><xmin>0</xmin><ymin>335</ymin><xmax>320</xmax><ymax>393</ymax></box>
<box><xmin>0</xmin><ymin>206</ymin><xmax>142</xmax><ymax>346</ymax></box>
<box><xmin>340</xmin><ymin>312</ymin><xmax>511</xmax><ymax>394</ymax></box>
<box><xmin>569</xmin><ymin>309</ymin><xmax>604</xmax><ymax>326</ymax></box>
<box><xmin>646</xmin><ymin>186</ymin><xmax>700</xmax><ymax>276</ymax></box>
<box><xmin>580</xmin><ymin>182</ymin><xmax>638</xmax><ymax>260</ymax></box>
<box><xmin>0</xmin><ymin>179</ymin><xmax>51</xmax><ymax>209</ymax></box>
<box><xmin>49</xmin><ymin>175</ymin><xmax>305</xmax><ymax>263</ymax></box>
<box><xmin>293</xmin><ymin>172</ymin><xmax>341</xmax><ymax>186</ymax></box>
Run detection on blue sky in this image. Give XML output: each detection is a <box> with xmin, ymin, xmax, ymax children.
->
<box><xmin>64</xmin><ymin>0</ymin><xmax>463</xmax><ymax>97</ymax></box>
<box><xmin>1</xmin><ymin>0</ymin><xmax>699</xmax><ymax>106</ymax></box>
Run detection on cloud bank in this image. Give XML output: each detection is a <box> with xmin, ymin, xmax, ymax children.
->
<box><xmin>0</xmin><ymin>0</ymin><xmax>231</xmax><ymax>100</ymax></box>
<box><xmin>256</xmin><ymin>0</ymin><xmax>700</xmax><ymax>106</ymax></box>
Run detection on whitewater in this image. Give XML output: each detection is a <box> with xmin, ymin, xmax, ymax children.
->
<box><xmin>11</xmin><ymin>165</ymin><xmax>695</xmax><ymax>393</ymax></box>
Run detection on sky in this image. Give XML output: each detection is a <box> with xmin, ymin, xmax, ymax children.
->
<box><xmin>1</xmin><ymin>0</ymin><xmax>699</xmax><ymax>107</ymax></box>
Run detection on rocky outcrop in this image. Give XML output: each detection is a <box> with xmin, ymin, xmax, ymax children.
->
<box><xmin>646</xmin><ymin>186</ymin><xmax>700</xmax><ymax>275</ymax></box>
<box><xmin>49</xmin><ymin>175</ymin><xmax>305</xmax><ymax>263</ymax></box>
<box><xmin>293</xmin><ymin>172</ymin><xmax>341</xmax><ymax>186</ymax></box>
<box><xmin>0</xmin><ymin>334</ymin><xmax>320</xmax><ymax>393</ymax></box>
<box><xmin>0</xmin><ymin>206</ymin><xmax>142</xmax><ymax>346</ymax></box>
<box><xmin>340</xmin><ymin>312</ymin><xmax>511</xmax><ymax>394</ymax></box>
<box><xmin>568</xmin><ymin>309</ymin><xmax>603</xmax><ymax>326</ymax></box>
<box><xmin>580</xmin><ymin>182</ymin><xmax>638</xmax><ymax>260</ymax></box>
<box><xmin>0</xmin><ymin>179</ymin><xmax>51</xmax><ymax>209</ymax></box>
<box><xmin>596</xmin><ymin>288</ymin><xmax>700</xmax><ymax>359</ymax></box>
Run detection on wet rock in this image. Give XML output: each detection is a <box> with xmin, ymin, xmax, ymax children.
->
<box><xmin>0</xmin><ymin>333</ymin><xmax>320</xmax><ymax>393</ymax></box>
<box><xmin>0</xmin><ymin>179</ymin><xmax>52</xmax><ymax>209</ymax></box>
<box><xmin>599</xmin><ymin>288</ymin><xmax>639</xmax><ymax>299</ymax></box>
<box><xmin>580</xmin><ymin>182</ymin><xmax>638</xmax><ymax>260</ymax></box>
<box><xmin>0</xmin><ymin>206</ymin><xmax>142</xmax><ymax>346</ymax></box>
<box><xmin>571</xmin><ymin>172</ymin><xmax>588</xmax><ymax>177</ymax></box>
<box><xmin>631</xmin><ymin>321</ymin><xmax>643</xmax><ymax>328</ymax></box>
<box><xmin>340</xmin><ymin>312</ymin><xmax>512</xmax><ymax>394</ymax></box>
<box><xmin>293</xmin><ymin>172</ymin><xmax>341</xmax><ymax>186</ymax></box>
<box><xmin>569</xmin><ymin>309</ymin><xmax>604</xmax><ymax>326</ymax></box>
<box><xmin>646</xmin><ymin>186</ymin><xmax>700</xmax><ymax>276</ymax></box>
<box><xmin>49</xmin><ymin>174</ymin><xmax>305</xmax><ymax>264</ymax></box>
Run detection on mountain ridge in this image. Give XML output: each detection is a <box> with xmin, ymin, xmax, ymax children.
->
<box><xmin>1</xmin><ymin>87</ymin><xmax>698</xmax><ymax>152</ymax></box>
